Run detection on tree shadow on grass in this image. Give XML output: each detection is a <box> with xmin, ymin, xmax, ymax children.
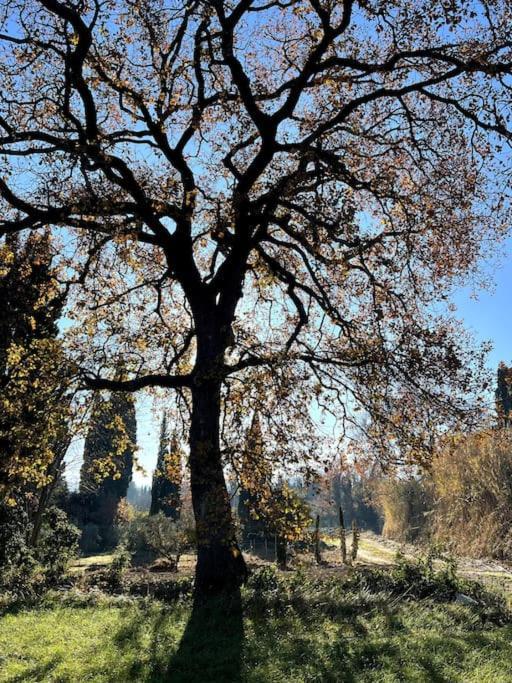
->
<box><xmin>162</xmin><ymin>589</ymin><xmax>245</xmax><ymax>683</ymax></box>
<box><xmin>6</xmin><ymin>657</ymin><xmax>61</xmax><ymax>683</ymax></box>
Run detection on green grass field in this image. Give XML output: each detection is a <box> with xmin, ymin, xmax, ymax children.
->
<box><xmin>1</xmin><ymin>589</ymin><xmax>512</xmax><ymax>683</ymax></box>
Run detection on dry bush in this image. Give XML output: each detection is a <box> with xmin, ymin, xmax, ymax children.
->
<box><xmin>375</xmin><ymin>430</ymin><xmax>512</xmax><ymax>559</ymax></box>
<box><xmin>375</xmin><ymin>477</ymin><xmax>432</xmax><ymax>543</ymax></box>
<box><xmin>431</xmin><ymin>430</ymin><xmax>512</xmax><ymax>559</ymax></box>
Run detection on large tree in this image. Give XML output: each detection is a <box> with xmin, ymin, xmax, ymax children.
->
<box><xmin>0</xmin><ymin>0</ymin><xmax>511</xmax><ymax>594</ymax></box>
<box><xmin>0</xmin><ymin>231</ymin><xmax>70</xmax><ymax>503</ymax></box>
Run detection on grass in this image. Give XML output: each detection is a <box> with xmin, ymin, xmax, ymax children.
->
<box><xmin>1</xmin><ymin>574</ymin><xmax>512</xmax><ymax>683</ymax></box>
<box><xmin>321</xmin><ymin>532</ymin><xmax>403</xmax><ymax>564</ymax></box>
<box><xmin>356</xmin><ymin>536</ymin><xmax>397</xmax><ymax>564</ymax></box>
<box><xmin>69</xmin><ymin>554</ymin><xmax>115</xmax><ymax>572</ymax></box>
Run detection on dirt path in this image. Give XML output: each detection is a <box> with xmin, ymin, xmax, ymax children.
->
<box><xmin>323</xmin><ymin>531</ymin><xmax>512</xmax><ymax>595</ymax></box>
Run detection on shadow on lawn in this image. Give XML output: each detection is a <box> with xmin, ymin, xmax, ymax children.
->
<box><xmin>7</xmin><ymin>657</ymin><xmax>62</xmax><ymax>683</ymax></box>
<box><xmin>163</xmin><ymin>588</ymin><xmax>245</xmax><ymax>683</ymax></box>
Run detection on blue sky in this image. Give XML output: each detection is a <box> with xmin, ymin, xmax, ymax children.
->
<box><xmin>452</xmin><ymin>237</ymin><xmax>512</xmax><ymax>370</ymax></box>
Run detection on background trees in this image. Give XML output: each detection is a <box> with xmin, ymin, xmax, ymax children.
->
<box><xmin>150</xmin><ymin>415</ymin><xmax>182</xmax><ymax>520</ymax></box>
<box><xmin>76</xmin><ymin>392</ymin><xmax>136</xmax><ymax>550</ymax></box>
<box><xmin>1</xmin><ymin>0</ymin><xmax>511</xmax><ymax>593</ymax></box>
<box><xmin>496</xmin><ymin>363</ymin><xmax>512</xmax><ymax>428</ymax></box>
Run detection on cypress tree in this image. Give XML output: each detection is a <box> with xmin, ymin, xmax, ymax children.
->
<box><xmin>237</xmin><ymin>412</ymin><xmax>270</xmax><ymax>547</ymax></box>
<box><xmin>496</xmin><ymin>363</ymin><xmax>512</xmax><ymax>428</ymax></box>
<box><xmin>150</xmin><ymin>415</ymin><xmax>182</xmax><ymax>520</ymax></box>
<box><xmin>0</xmin><ymin>232</ymin><xmax>62</xmax><ymax>358</ymax></box>
<box><xmin>0</xmin><ymin>232</ymin><xmax>68</xmax><ymax>501</ymax></box>
<box><xmin>79</xmin><ymin>391</ymin><xmax>136</xmax><ymax>548</ymax></box>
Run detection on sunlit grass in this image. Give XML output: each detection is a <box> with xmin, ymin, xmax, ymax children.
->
<box><xmin>70</xmin><ymin>554</ymin><xmax>115</xmax><ymax>571</ymax></box>
<box><xmin>1</xmin><ymin>593</ymin><xmax>512</xmax><ymax>682</ymax></box>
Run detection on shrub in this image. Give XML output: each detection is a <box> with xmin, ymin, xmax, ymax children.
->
<box><xmin>104</xmin><ymin>546</ymin><xmax>131</xmax><ymax>593</ymax></box>
<box><xmin>0</xmin><ymin>502</ymin><xmax>33</xmax><ymax>571</ymax></box>
<box><xmin>0</xmin><ymin>502</ymin><xmax>79</xmax><ymax>601</ymax></box>
<box><xmin>37</xmin><ymin>506</ymin><xmax>80</xmax><ymax>583</ymax></box>
<box><xmin>120</xmin><ymin>512</ymin><xmax>195</xmax><ymax>567</ymax></box>
<box><xmin>375</xmin><ymin>476</ymin><xmax>432</xmax><ymax>542</ymax></box>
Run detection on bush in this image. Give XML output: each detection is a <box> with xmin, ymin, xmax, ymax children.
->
<box><xmin>375</xmin><ymin>477</ymin><xmax>432</xmax><ymax>542</ymax></box>
<box><xmin>389</xmin><ymin>548</ymin><xmax>458</xmax><ymax>600</ymax></box>
<box><xmin>37</xmin><ymin>506</ymin><xmax>80</xmax><ymax>582</ymax></box>
<box><xmin>104</xmin><ymin>546</ymin><xmax>131</xmax><ymax>593</ymax></box>
<box><xmin>0</xmin><ymin>503</ymin><xmax>79</xmax><ymax>602</ymax></box>
<box><xmin>120</xmin><ymin>512</ymin><xmax>194</xmax><ymax>567</ymax></box>
<box><xmin>0</xmin><ymin>502</ymin><xmax>34</xmax><ymax>573</ymax></box>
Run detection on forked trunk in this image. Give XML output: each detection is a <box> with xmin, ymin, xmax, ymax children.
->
<box><xmin>189</xmin><ymin>379</ymin><xmax>247</xmax><ymax>596</ymax></box>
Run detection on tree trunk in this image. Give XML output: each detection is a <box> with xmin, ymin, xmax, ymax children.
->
<box><xmin>189</xmin><ymin>379</ymin><xmax>247</xmax><ymax>596</ymax></box>
<box><xmin>30</xmin><ymin>486</ymin><xmax>50</xmax><ymax>547</ymax></box>
<box><xmin>276</xmin><ymin>534</ymin><xmax>287</xmax><ymax>568</ymax></box>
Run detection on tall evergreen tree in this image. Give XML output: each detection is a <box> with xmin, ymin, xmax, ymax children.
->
<box><xmin>150</xmin><ymin>415</ymin><xmax>182</xmax><ymax>520</ymax></box>
<box><xmin>79</xmin><ymin>392</ymin><xmax>136</xmax><ymax>548</ymax></box>
<box><xmin>237</xmin><ymin>413</ymin><xmax>270</xmax><ymax>546</ymax></box>
<box><xmin>0</xmin><ymin>232</ymin><xmax>69</xmax><ymax>502</ymax></box>
<box><xmin>496</xmin><ymin>363</ymin><xmax>512</xmax><ymax>428</ymax></box>
<box><xmin>0</xmin><ymin>233</ymin><xmax>62</xmax><ymax>357</ymax></box>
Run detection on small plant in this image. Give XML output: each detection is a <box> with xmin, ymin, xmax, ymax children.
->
<box><xmin>105</xmin><ymin>546</ymin><xmax>131</xmax><ymax>593</ymax></box>
<box><xmin>247</xmin><ymin>565</ymin><xmax>280</xmax><ymax>592</ymax></box>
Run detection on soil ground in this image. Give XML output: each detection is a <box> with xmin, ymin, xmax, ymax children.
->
<box><xmin>70</xmin><ymin>531</ymin><xmax>512</xmax><ymax>599</ymax></box>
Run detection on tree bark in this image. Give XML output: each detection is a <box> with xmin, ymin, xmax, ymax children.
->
<box><xmin>30</xmin><ymin>485</ymin><xmax>50</xmax><ymax>547</ymax></box>
<box><xmin>189</xmin><ymin>378</ymin><xmax>247</xmax><ymax>596</ymax></box>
